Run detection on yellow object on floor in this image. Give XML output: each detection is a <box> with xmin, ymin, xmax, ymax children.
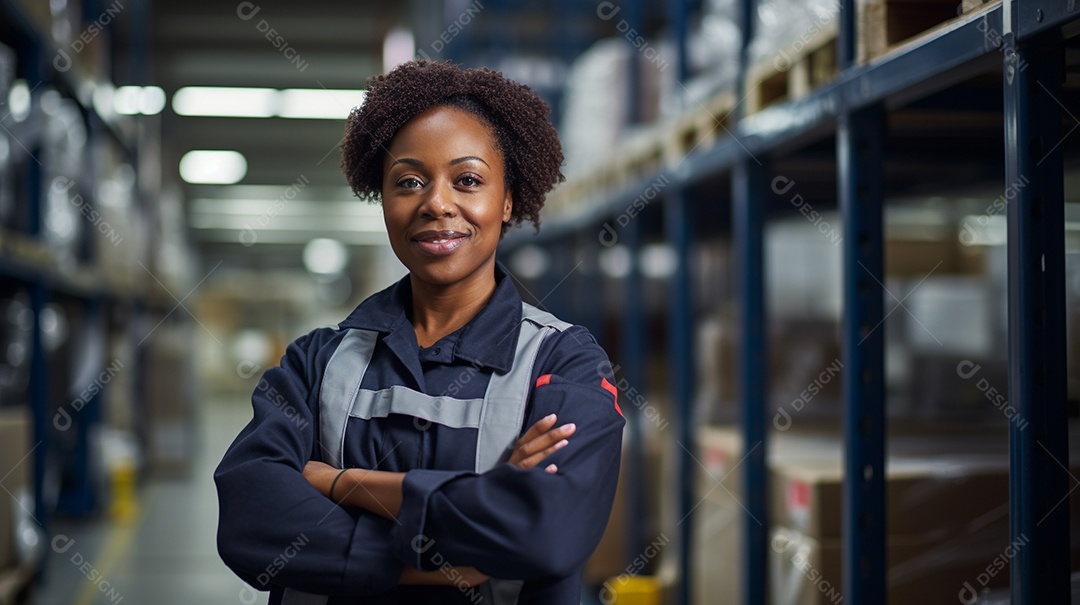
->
<box><xmin>108</xmin><ymin>464</ymin><xmax>139</xmax><ymax>522</ymax></box>
<box><xmin>600</xmin><ymin>575</ymin><xmax>661</xmax><ymax>605</ymax></box>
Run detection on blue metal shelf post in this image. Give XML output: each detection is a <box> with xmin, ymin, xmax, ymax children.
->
<box><xmin>1003</xmin><ymin>34</ymin><xmax>1070</xmax><ymax>605</ymax></box>
<box><xmin>619</xmin><ymin>216</ymin><xmax>648</xmax><ymax>562</ymax></box>
<box><xmin>838</xmin><ymin>104</ymin><xmax>887</xmax><ymax>605</ymax></box>
<box><xmin>664</xmin><ymin>186</ymin><xmax>695</xmax><ymax>605</ymax></box>
<box><xmin>733</xmin><ymin>159</ymin><xmax>768</xmax><ymax>605</ymax></box>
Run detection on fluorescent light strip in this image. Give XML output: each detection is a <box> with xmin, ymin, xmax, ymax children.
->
<box><xmin>114</xmin><ymin>86</ymin><xmax>167</xmax><ymax>116</ymax></box>
<box><xmin>179</xmin><ymin>150</ymin><xmax>248</xmax><ymax>184</ymax></box>
<box><xmin>172</xmin><ymin>86</ymin><xmax>365</xmax><ymax>119</ymax></box>
<box><xmin>173</xmin><ymin>87</ymin><xmax>277</xmax><ymax>118</ymax></box>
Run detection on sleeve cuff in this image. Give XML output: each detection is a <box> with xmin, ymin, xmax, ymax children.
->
<box><xmin>391</xmin><ymin>468</ymin><xmax>474</xmax><ymax>569</ymax></box>
<box><xmin>342</xmin><ymin>513</ymin><xmax>404</xmax><ymax>595</ymax></box>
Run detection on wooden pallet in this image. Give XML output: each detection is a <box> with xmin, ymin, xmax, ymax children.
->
<box><xmin>859</xmin><ymin>0</ymin><xmax>1002</xmax><ymax>63</ymax></box>
<box><xmin>545</xmin><ymin>90</ymin><xmax>735</xmax><ymax>221</ymax></box>
<box><xmin>745</xmin><ymin>21</ymin><xmax>838</xmax><ymax>115</ymax></box>
<box><xmin>663</xmin><ymin>90</ymin><xmax>738</xmax><ymax>166</ymax></box>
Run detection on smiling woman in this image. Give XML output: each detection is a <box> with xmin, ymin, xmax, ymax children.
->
<box><xmin>214</xmin><ymin>60</ymin><xmax>626</xmax><ymax>605</ymax></box>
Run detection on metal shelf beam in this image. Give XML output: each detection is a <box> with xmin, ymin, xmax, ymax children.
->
<box><xmin>1015</xmin><ymin>0</ymin><xmax>1080</xmax><ymax>41</ymax></box>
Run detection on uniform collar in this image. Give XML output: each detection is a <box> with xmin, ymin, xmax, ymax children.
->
<box><xmin>339</xmin><ymin>262</ymin><xmax>523</xmax><ymax>374</ymax></box>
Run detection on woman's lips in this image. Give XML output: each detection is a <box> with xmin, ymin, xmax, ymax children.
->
<box><xmin>412</xmin><ymin>230</ymin><xmax>468</xmax><ymax>256</ymax></box>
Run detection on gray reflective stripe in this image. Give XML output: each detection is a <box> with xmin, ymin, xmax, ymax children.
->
<box><xmin>281</xmin><ymin>588</ymin><xmax>327</xmax><ymax>605</ymax></box>
<box><xmin>350</xmin><ymin>387</ymin><xmax>484</xmax><ymax>429</ymax></box>
<box><xmin>475</xmin><ymin>319</ymin><xmax>550</xmax><ymax>472</ymax></box>
<box><xmin>318</xmin><ymin>329</ymin><xmax>378</xmax><ymax>468</ymax></box>
<box><xmin>521</xmin><ymin>302</ymin><xmax>573</xmax><ymax>331</ymax></box>
<box><xmin>477</xmin><ymin>305</ymin><xmax>559</xmax><ymax>605</ymax></box>
<box><xmin>483</xmin><ymin>578</ymin><xmax>525</xmax><ymax>603</ymax></box>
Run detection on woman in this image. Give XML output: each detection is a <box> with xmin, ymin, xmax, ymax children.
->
<box><xmin>215</xmin><ymin>60</ymin><xmax>625</xmax><ymax>605</ymax></box>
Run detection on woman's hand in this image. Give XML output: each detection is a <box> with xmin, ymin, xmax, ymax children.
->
<box><xmin>399</xmin><ymin>565</ymin><xmax>490</xmax><ymax>588</ymax></box>
<box><xmin>508</xmin><ymin>413</ymin><xmax>576</xmax><ymax>474</ymax></box>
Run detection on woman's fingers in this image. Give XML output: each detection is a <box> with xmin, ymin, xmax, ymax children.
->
<box><xmin>517</xmin><ymin>413</ymin><xmax>558</xmax><ymax>444</ymax></box>
<box><xmin>514</xmin><ymin>422</ymin><xmax>575</xmax><ymax>460</ymax></box>
<box><xmin>509</xmin><ymin>420</ymin><xmax>576</xmax><ymax>469</ymax></box>
<box><xmin>516</xmin><ymin>437</ymin><xmax>570</xmax><ymax>469</ymax></box>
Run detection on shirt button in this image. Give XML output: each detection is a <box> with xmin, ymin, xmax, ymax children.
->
<box><xmin>434</xmin><ymin>348</ymin><xmax>441</xmax><ymax>355</ymax></box>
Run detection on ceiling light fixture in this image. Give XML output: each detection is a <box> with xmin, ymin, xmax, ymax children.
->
<box><xmin>172</xmin><ymin>86</ymin><xmax>277</xmax><ymax>118</ymax></box>
<box><xmin>179</xmin><ymin>150</ymin><xmax>248</xmax><ymax>184</ymax></box>
<box><xmin>278</xmin><ymin>88</ymin><xmax>365</xmax><ymax>120</ymax></box>
<box><xmin>113</xmin><ymin>85</ymin><xmax>166</xmax><ymax>116</ymax></box>
<box><xmin>171</xmin><ymin>86</ymin><xmax>364</xmax><ymax>119</ymax></box>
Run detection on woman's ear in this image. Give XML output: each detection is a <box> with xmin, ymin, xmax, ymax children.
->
<box><xmin>502</xmin><ymin>190</ymin><xmax>513</xmax><ymax>223</ymax></box>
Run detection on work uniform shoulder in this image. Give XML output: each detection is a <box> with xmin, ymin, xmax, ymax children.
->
<box><xmin>284</xmin><ymin>324</ymin><xmax>355</xmax><ymax>368</ymax></box>
<box><xmin>520</xmin><ymin>302</ymin><xmax>574</xmax><ymax>332</ymax></box>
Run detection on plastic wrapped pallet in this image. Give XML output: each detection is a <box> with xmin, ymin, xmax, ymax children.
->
<box><xmin>742</xmin><ymin>0</ymin><xmax>840</xmax><ymax>111</ymax></box>
<box><xmin>0</xmin><ymin>43</ymin><xmax>14</xmax><ymax>229</ymax></box>
<box><xmin>40</xmin><ymin>90</ymin><xmax>87</xmax><ymax>270</ymax></box>
<box><xmin>0</xmin><ymin>292</ymin><xmax>32</xmax><ymax>408</ymax></box>
<box><xmin>560</xmin><ymin>39</ymin><xmax>633</xmax><ymax>179</ymax></box>
<box><xmin>685</xmin><ymin>0</ymin><xmax>741</xmax><ymax>92</ymax></box>
<box><xmin>93</xmin><ymin>141</ymin><xmax>147</xmax><ymax>289</ymax></box>
<box><xmin>748</xmin><ymin>0</ymin><xmax>840</xmax><ymax>66</ymax></box>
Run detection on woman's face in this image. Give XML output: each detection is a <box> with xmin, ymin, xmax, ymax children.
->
<box><xmin>382</xmin><ymin>105</ymin><xmax>512</xmax><ymax>290</ymax></box>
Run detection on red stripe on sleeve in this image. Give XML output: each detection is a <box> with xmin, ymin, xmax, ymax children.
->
<box><xmin>535</xmin><ymin>374</ymin><xmax>553</xmax><ymax>388</ymax></box>
<box><xmin>601</xmin><ymin>377</ymin><xmax>623</xmax><ymax>416</ymax></box>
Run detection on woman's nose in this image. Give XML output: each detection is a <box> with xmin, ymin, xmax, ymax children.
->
<box><xmin>420</xmin><ymin>180</ymin><xmax>456</xmax><ymax>218</ymax></box>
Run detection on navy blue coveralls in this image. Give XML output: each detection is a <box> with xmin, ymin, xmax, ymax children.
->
<box><xmin>215</xmin><ymin>264</ymin><xmax>625</xmax><ymax>604</ymax></box>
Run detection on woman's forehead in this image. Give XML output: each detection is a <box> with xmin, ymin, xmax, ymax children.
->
<box><xmin>386</xmin><ymin>106</ymin><xmax>502</xmax><ymax>165</ymax></box>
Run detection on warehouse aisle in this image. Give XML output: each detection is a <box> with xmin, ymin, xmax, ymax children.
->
<box><xmin>36</xmin><ymin>398</ymin><xmax>253</xmax><ymax>605</ymax></box>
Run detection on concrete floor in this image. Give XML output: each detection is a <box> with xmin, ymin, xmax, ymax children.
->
<box><xmin>35</xmin><ymin>397</ymin><xmax>255</xmax><ymax>605</ymax></box>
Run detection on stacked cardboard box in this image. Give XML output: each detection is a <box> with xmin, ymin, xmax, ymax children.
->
<box><xmin>0</xmin><ymin>407</ymin><xmax>30</xmax><ymax>573</ymax></box>
<box><xmin>142</xmin><ymin>325</ymin><xmax>195</xmax><ymax>476</ymax></box>
<box><xmin>693</xmin><ymin>426</ymin><xmax>841</xmax><ymax>605</ymax></box>
<box><xmin>694</xmin><ymin>425</ymin><xmax>1080</xmax><ymax>605</ymax></box>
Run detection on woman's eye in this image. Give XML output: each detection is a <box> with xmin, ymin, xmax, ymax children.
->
<box><xmin>459</xmin><ymin>176</ymin><xmax>480</xmax><ymax>187</ymax></box>
<box><xmin>398</xmin><ymin>177</ymin><xmax>422</xmax><ymax>188</ymax></box>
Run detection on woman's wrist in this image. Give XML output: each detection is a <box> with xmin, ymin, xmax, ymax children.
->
<box><xmin>333</xmin><ymin>469</ymin><xmax>405</xmax><ymax>520</ymax></box>
<box><xmin>328</xmin><ymin>468</ymin><xmax>350</xmax><ymax>502</ymax></box>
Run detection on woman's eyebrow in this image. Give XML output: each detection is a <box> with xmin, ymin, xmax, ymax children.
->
<box><xmin>449</xmin><ymin>156</ymin><xmax>489</xmax><ymax>167</ymax></box>
<box><xmin>390</xmin><ymin>157</ymin><xmax>424</xmax><ymax>168</ymax></box>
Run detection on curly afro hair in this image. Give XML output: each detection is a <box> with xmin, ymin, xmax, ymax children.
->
<box><xmin>341</xmin><ymin>60</ymin><xmax>565</xmax><ymax>235</ymax></box>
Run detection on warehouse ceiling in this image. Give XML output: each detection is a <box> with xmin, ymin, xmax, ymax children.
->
<box><xmin>147</xmin><ymin>0</ymin><xmax>410</xmax><ymax>272</ymax></box>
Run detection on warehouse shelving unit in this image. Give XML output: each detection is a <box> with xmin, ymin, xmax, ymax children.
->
<box><xmin>500</xmin><ymin>1</ymin><xmax>1079</xmax><ymax>604</ymax></box>
<box><xmin>0</xmin><ymin>0</ymin><xmax>187</xmax><ymax>594</ymax></box>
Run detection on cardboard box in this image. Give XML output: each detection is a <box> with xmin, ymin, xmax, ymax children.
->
<box><xmin>694</xmin><ymin>425</ymin><xmax>1079</xmax><ymax>605</ymax></box>
<box><xmin>694</xmin><ymin>427</ymin><xmax>842</xmax><ymax>605</ymax></box>
<box><xmin>771</xmin><ymin>452</ymin><xmax>1010</xmax><ymax>541</ymax></box>
<box><xmin>0</xmin><ymin>407</ymin><xmax>30</xmax><ymax>572</ymax></box>
<box><xmin>142</xmin><ymin>327</ymin><xmax>195</xmax><ymax>476</ymax></box>
<box><xmin>770</xmin><ymin>526</ymin><xmax>1011</xmax><ymax>605</ymax></box>
<box><xmin>769</xmin><ymin>433</ymin><xmax>1080</xmax><ymax>605</ymax></box>
<box><xmin>584</xmin><ymin>439</ymin><xmax>629</xmax><ymax>586</ymax></box>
